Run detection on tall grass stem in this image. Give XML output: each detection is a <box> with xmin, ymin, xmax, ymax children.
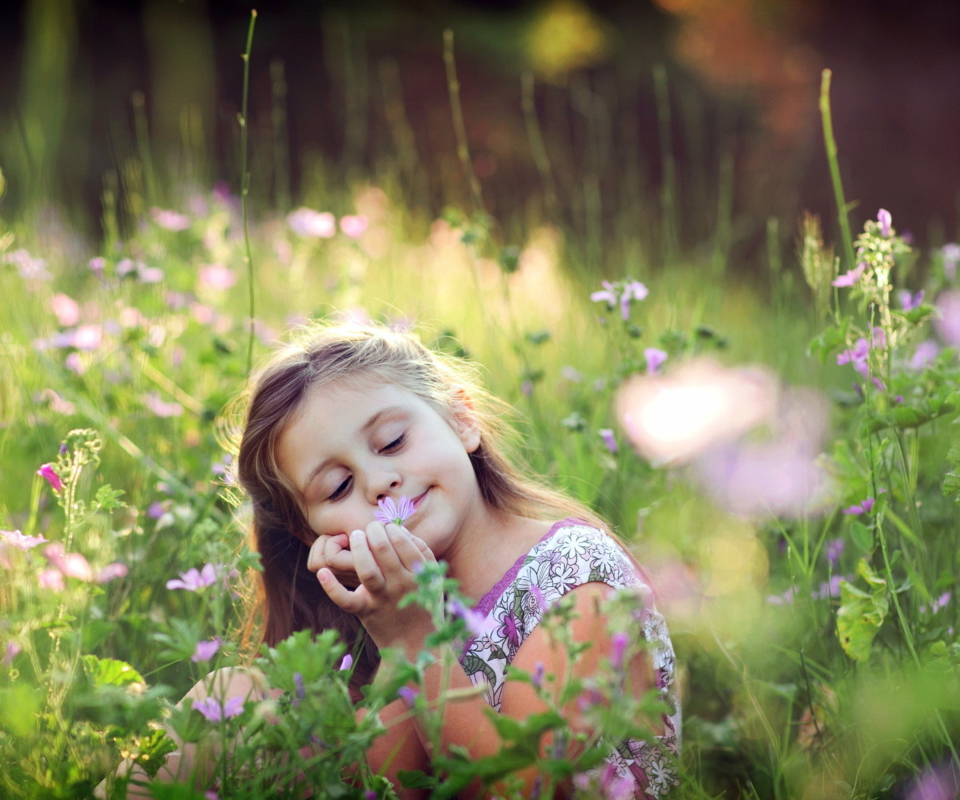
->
<box><xmin>819</xmin><ymin>70</ymin><xmax>856</xmax><ymax>270</ymax></box>
<box><xmin>240</xmin><ymin>10</ymin><xmax>258</xmax><ymax>377</ymax></box>
<box><xmin>443</xmin><ymin>30</ymin><xmax>485</xmax><ymax>215</ymax></box>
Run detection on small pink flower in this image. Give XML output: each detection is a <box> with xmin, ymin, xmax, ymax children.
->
<box><xmin>898</xmin><ymin>289</ymin><xmax>925</xmax><ymax>311</ymax></box>
<box><xmin>64</xmin><ymin>353</ymin><xmax>85</xmax><ymax>374</ymax></box>
<box><xmin>339</xmin><ymin>653</ymin><xmax>354</xmax><ymax>671</ymax></box>
<box><xmin>192</xmin><ymin>696</ymin><xmax>244</xmax><ymax>722</ymax></box>
<box><xmin>598</xmin><ymin>428</ymin><xmax>618</xmax><ymax>453</ymax></box>
<box><xmin>397</xmin><ymin>687</ymin><xmax>419</xmax><ymax>708</ymax></box>
<box><xmin>138</xmin><ymin>266</ymin><xmax>165</xmax><ymax>284</ymax></box>
<box><xmin>935</xmin><ymin>291</ymin><xmax>960</xmax><ymax>347</ymax></box>
<box><xmin>97</xmin><ymin>562</ymin><xmax>129</xmax><ymax>583</ymax></box>
<box><xmin>192</xmin><ymin>638</ymin><xmax>221</xmax><ymax>663</ymax></box>
<box><xmin>877</xmin><ymin>208</ymin><xmax>892</xmax><ymax>238</ymax></box>
<box><xmin>843</xmin><ymin>497</ymin><xmax>875</xmax><ymax>515</ymax></box>
<box><xmin>44</xmin><ymin>544</ymin><xmax>94</xmax><ymax>581</ymax></box>
<box><xmin>166</xmin><ymin>563</ymin><xmax>220</xmax><ymax>592</ymax></box>
<box><xmin>88</xmin><ymin>257</ymin><xmax>106</xmax><ymax>275</ymax></box>
<box><xmin>3</xmin><ymin>642</ymin><xmax>21</xmax><ymax>667</ymax></box>
<box><xmin>287</xmin><ymin>207</ymin><xmax>336</xmax><ymax>238</ymax></box>
<box><xmin>447</xmin><ymin>600</ymin><xmax>486</xmax><ymax>636</ymax></box>
<box><xmin>50</xmin><ymin>294</ymin><xmax>80</xmax><ymax>327</ymax></box>
<box><xmin>198</xmin><ymin>263</ymin><xmax>236</xmax><ymax>291</ymax></box>
<box><xmin>38</xmin><ymin>568</ymin><xmax>65</xmax><ymax>591</ymax></box>
<box><xmin>144</xmin><ymin>392</ymin><xmax>184</xmax><ymax>418</ymax></box>
<box><xmin>37</xmin><ymin>464</ymin><xmax>63</xmax><ymax>493</ymax></box>
<box><xmin>610</xmin><ymin>631</ymin><xmax>629</xmax><ymax>671</ymax></box>
<box><xmin>644</xmin><ymin>347</ymin><xmax>668</xmax><ymax>375</ymax></box>
<box><xmin>832</xmin><ymin>262</ymin><xmax>866</xmax><ymax>287</ymax></box>
<box><xmin>151</xmin><ymin>207</ymin><xmax>191</xmax><ymax>231</ymax></box>
<box><xmin>0</xmin><ymin>529</ymin><xmax>49</xmax><ymax>550</ymax></box>
<box><xmin>375</xmin><ymin>495</ymin><xmax>415</xmax><ymax>526</ymax></box>
<box><xmin>339</xmin><ymin>214</ymin><xmax>369</xmax><ymax>239</ymax></box>
<box><xmin>72</xmin><ymin>324</ymin><xmax>103</xmax><ymax>351</ymax></box>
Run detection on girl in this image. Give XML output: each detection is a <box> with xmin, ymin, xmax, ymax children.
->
<box><xmin>120</xmin><ymin>322</ymin><xmax>680</xmax><ymax>798</ymax></box>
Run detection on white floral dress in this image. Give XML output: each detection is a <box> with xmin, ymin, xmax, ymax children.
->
<box><xmin>458</xmin><ymin>519</ymin><xmax>681</xmax><ymax>797</ymax></box>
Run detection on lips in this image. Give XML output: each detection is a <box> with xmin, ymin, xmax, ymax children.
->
<box><xmin>412</xmin><ymin>488</ymin><xmax>430</xmax><ymax>510</ymax></box>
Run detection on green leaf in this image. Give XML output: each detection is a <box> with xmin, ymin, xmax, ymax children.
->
<box><xmin>849</xmin><ymin>522</ymin><xmax>873</xmax><ymax>551</ymax></box>
<box><xmin>398</xmin><ymin>770</ymin><xmax>435</xmax><ymax>789</ymax></box>
<box><xmin>94</xmin><ymin>484</ymin><xmax>127</xmax><ymax>511</ymax></box>
<box><xmin>82</xmin><ymin>656</ymin><xmax>145</xmax><ymax>688</ymax></box>
<box><xmin>0</xmin><ymin>684</ymin><xmax>42</xmax><ymax>736</ymax></box>
<box><xmin>836</xmin><ymin>559</ymin><xmax>889</xmax><ymax>662</ymax></box>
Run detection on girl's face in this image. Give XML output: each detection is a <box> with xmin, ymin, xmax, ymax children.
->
<box><xmin>276</xmin><ymin>378</ymin><xmax>485</xmax><ymax>559</ymax></box>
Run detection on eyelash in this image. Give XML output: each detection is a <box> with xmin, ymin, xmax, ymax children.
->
<box><xmin>326</xmin><ymin>433</ymin><xmax>406</xmax><ymax>501</ymax></box>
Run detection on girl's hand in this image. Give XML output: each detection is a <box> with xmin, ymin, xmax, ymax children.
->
<box><xmin>307</xmin><ymin>533</ymin><xmax>361</xmax><ymax>588</ymax></box>
<box><xmin>318</xmin><ymin>521</ymin><xmax>436</xmax><ymax>656</ymax></box>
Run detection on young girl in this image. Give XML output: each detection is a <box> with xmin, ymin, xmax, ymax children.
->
<box><xmin>121</xmin><ymin>322</ymin><xmax>680</xmax><ymax>798</ymax></box>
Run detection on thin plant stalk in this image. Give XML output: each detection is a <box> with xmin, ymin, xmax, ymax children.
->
<box><xmin>443</xmin><ymin>29</ymin><xmax>485</xmax><ymax>215</ymax></box>
<box><xmin>819</xmin><ymin>69</ymin><xmax>856</xmax><ymax>270</ymax></box>
<box><xmin>240</xmin><ymin>9</ymin><xmax>258</xmax><ymax>376</ymax></box>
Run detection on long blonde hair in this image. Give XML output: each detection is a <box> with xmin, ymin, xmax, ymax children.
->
<box><xmin>232</xmin><ymin>322</ymin><xmax>608</xmax><ymax>689</ymax></box>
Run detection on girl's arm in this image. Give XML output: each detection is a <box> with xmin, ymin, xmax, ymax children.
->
<box><xmin>402</xmin><ymin>583</ymin><xmax>650</xmax><ymax>800</ymax></box>
<box><xmin>320</xmin><ymin>526</ymin><xmax>650</xmax><ymax>799</ymax></box>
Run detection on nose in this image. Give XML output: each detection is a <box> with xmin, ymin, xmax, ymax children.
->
<box><xmin>368</xmin><ymin>467</ymin><xmax>401</xmax><ymax>503</ymax></box>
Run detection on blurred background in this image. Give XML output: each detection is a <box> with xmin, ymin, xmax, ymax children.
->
<box><xmin>2</xmin><ymin>0</ymin><xmax>960</xmax><ymax>267</ymax></box>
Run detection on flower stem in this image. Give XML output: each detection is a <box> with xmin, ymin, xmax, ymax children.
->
<box><xmin>819</xmin><ymin>70</ymin><xmax>856</xmax><ymax>271</ymax></box>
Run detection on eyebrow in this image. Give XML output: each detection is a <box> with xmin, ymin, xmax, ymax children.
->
<box><xmin>300</xmin><ymin>405</ymin><xmax>406</xmax><ymax>493</ymax></box>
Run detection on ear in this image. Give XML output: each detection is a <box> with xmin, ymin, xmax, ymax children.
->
<box><xmin>450</xmin><ymin>389</ymin><xmax>482</xmax><ymax>453</ymax></box>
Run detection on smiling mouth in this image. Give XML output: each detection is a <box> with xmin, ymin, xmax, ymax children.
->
<box><xmin>412</xmin><ymin>488</ymin><xmax>430</xmax><ymax>510</ymax></box>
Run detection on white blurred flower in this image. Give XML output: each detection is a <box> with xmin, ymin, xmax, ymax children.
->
<box><xmin>287</xmin><ymin>207</ymin><xmax>336</xmax><ymax>238</ymax></box>
<box><xmin>616</xmin><ymin>359</ymin><xmax>779</xmax><ymax>466</ymax></box>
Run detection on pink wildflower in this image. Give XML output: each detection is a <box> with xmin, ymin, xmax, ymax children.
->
<box><xmin>877</xmin><ymin>208</ymin><xmax>892</xmax><ymax>238</ymax></box>
<box><xmin>192</xmin><ymin>696</ymin><xmax>244</xmax><ymax>722</ymax></box>
<box><xmin>339</xmin><ymin>214</ymin><xmax>369</xmax><ymax>238</ymax></box>
<box><xmin>339</xmin><ymin>653</ymin><xmax>354</xmax><ymax>671</ymax></box>
<box><xmin>50</xmin><ymin>294</ymin><xmax>80</xmax><ymax>327</ymax></box>
<box><xmin>610</xmin><ymin>631</ymin><xmax>629</xmax><ymax>671</ymax></box>
<box><xmin>198</xmin><ymin>263</ymin><xmax>236</xmax><ymax>291</ymax></box>
<box><xmin>97</xmin><ymin>562</ymin><xmax>129</xmax><ymax>583</ymax></box>
<box><xmin>843</xmin><ymin>497</ymin><xmax>875</xmax><ymax>515</ymax></box>
<box><xmin>935</xmin><ymin>291</ymin><xmax>960</xmax><ymax>347</ymax></box>
<box><xmin>598</xmin><ymin>428</ymin><xmax>618</xmax><ymax>453</ymax></box>
<box><xmin>3</xmin><ymin>642</ymin><xmax>21</xmax><ymax>667</ymax></box>
<box><xmin>150</xmin><ymin>207</ymin><xmax>191</xmax><ymax>231</ymax></box>
<box><xmin>44</xmin><ymin>543</ymin><xmax>94</xmax><ymax>582</ymax></box>
<box><xmin>37</xmin><ymin>464</ymin><xmax>63</xmax><ymax>493</ymax></box>
<box><xmin>832</xmin><ymin>262</ymin><xmax>866</xmax><ymax>287</ymax></box>
<box><xmin>287</xmin><ymin>207</ymin><xmax>336</xmax><ymax>238</ymax></box>
<box><xmin>447</xmin><ymin>600</ymin><xmax>486</xmax><ymax>636</ymax></box>
<box><xmin>144</xmin><ymin>392</ymin><xmax>184</xmax><ymax>418</ymax></box>
<box><xmin>38</xmin><ymin>569</ymin><xmax>65</xmax><ymax>591</ymax></box>
<box><xmin>0</xmin><ymin>529</ymin><xmax>49</xmax><ymax>550</ymax></box>
<box><xmin>375</xmin><ymin>495</ymin><xmax>415</xmax><ymax>526</ymax></box>
<box><xmin>192</xmin><ymin>638</ymin><xmax>221</xmax><ymax>663</ymax></box>
<box><xmin>166</xmin><ymin>563</ymin><xmax>220</xmax><ymax>592</ymax></box>
<box><xmin>644</xmin><ymin>347</ymin><xmax>668</xmax><ymax>375</ymax></box>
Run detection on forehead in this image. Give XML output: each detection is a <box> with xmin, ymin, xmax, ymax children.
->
<box><xmin>275</xmin><ymin>378</ymin><xmax>439</xmax><ymax>482</ymax></box>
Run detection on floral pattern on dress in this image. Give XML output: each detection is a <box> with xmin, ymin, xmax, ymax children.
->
<box><xmin>458</xmin><ymin>519</ymin><xmax>681</xmax><ymax>797</ymax></box>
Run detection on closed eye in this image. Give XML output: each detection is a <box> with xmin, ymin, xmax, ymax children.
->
<box><xmin>380</xmin><ymin>433</ymin><xmax>406</xmax><ymax>453</ymax></box>
<box><xmin>329</xmin><ymin>475</ymin><xmax>352</xmax><ymax>501</ymax></box>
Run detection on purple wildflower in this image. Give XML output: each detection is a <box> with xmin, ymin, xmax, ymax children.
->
<box><xmin>166</xmin><ymin>563</ymin><xmax>219</xmax><ymax>592</ymax></box>
<box><xmin>832</xmin><ymin>262</ymin><xmax>866</xmax><ymax>287</ymax></box>
<box><xmin>532</xmin><ymin>662</ymin><xmax>545</xmax><ymax>689</ymax></box>
<box><xmin>920</xmin><ymin>592</ymin><xmax>951</xmax><ymax>615</ymax></box>
<box><xmin>97</xmin><ymin>562</ymin><xmax>128</xmax><ymax>583</ymax></box>
<box><xmin>813</xmin><ymin>575</ymin><xmax>845</xmax><ymax>600</ymax></box>
<box><xmin>837</xmin><ymin>338</ymin><xmax>870</xmax><ymax>376</ymax></box>
<box><xmin>610</xmin><ymin>631</ymin><xmax>629</xmax><ymax>671</ymax></box>
<box><xmin>339</xmin><ymin>653</ymin><xmax>354</xmax><ymax>671</ymax></box>
<box><xmin>293</xmin><ymin>673</ymin><xmax>305</xmax><ymax>704</ymax></box>
<box><xmin>397</xmin><ymin>686</ymin><xmax>419</xmax><ymax>708</ymax></box>
<box><xmin>935</xmin><ymin>290</ymin><xmax>960</xmax><ymax>347</ymax></box>
<box><xmin>644</xmin><ymin>347</ymin><xmax>668</xmax><ymax>375</ymax></box>
<box><xmin>825</xmin><ymin>538</ymin><xmax>844</xmax><ymax>567</ymax></box>
<box><xmin>598</xmin><ymin>428</ymin><xmax>618</xmax><ymax>453</ymax></box>
<box><xmin>3</xmin><ymin>642</ymin><xmax>21</xmax><ymax>667</ymax></box>
<box><xmin>590</xmin><ymin>281</ymin><xmax>619</xmax><ymax>309</ymax></box>
<box><xmin>0</xmin><ymin>530</ymin><xmax>49</xmax><ymax>550</ymax></box>
<box><xmin>447</xmin><ymin>600</ymin><xmax>486</xmax><ymax>636</ymax></box>
<box><xmin>619</xmin><ymin>280</ymin><xmax>648</xmax><ymax>320</ymax></box>
<box><xmin>872</xmin><ymin>327</ymin><xmax>887</xmax><ymax>349</ymax></box>
<box><xmin>898</xmin><ymin>290</ymin><xmax>925</xmax><ymax>311</ymax></box>
<box><xmin>375</xmin><ymin>495</ymin><xmax>415</xmax><ymax>526</ymax></box>
<box><xmin>843</xmin><ymin>497</ymin><xmax>875</xmax><ymax>515</ymax></box>
<box><xmin>287</xmin><ymin>207</ymin><xmax>336</xmax><ymax>238</ymax></box>
<box><xmin>192</xmin><ymin>696</ymin><xmax>245</xmax><ymax>722</ymax></box>
<box><xmin>911</xmin><ymin>341</ymin><xmax>940</xmax><ymax>371</ymax></box>
<box><xmin>192</xmin><ymin>638</ymin><xmax>221</xmax><ymax>663</ymax></box>
<box><xmin>878</xmin><ymin>209</ymin><xmax>892</xmax><ymax>238</ymax></box>
<box><xmin>767</xmin><ymin>586</ymin><xmax>796</xmax><ymax>606</ymax></box>
<box><xmin>903</xmin><ymin>761</ymin><xmax>960</xmax><ymax>800</ymax></box>
<box><xmin>37</xmin><ymin>464</ymin><xmax>63</xmax><ymax>493</ymax></box>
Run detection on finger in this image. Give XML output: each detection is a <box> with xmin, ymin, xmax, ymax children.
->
<box><xmin>387</xmin><ymin>524</ymin><xmax>430</xmax><ymax>573</ymax></box>
<box><xmin>363</xmin><ymin>521</ymin><xmax>405</xmax><ymax>577</ymax></box>
<box><xmin>408</xmin><ymin>534</ymin><xmax>437</xmax><ymax>564</ymax></box>
<box><xmin>350</xmin><ymin>529</ymin><xmax>387</xmax><ymax>594</ymax></box>
<box><xmin>306</xmin><ymin>535</ymin><xmax>336</xmax><ymax>573</ymax></box>
<box><xmin>317</xmin><ymin>568</ymin><xmax>370</xmax><ymax>615</ymax></box>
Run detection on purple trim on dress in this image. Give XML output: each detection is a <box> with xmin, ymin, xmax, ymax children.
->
<box><xmin>474</xmin><ymin>518</ymin><xmax>584</xmax><ymax>618</ymax></box>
